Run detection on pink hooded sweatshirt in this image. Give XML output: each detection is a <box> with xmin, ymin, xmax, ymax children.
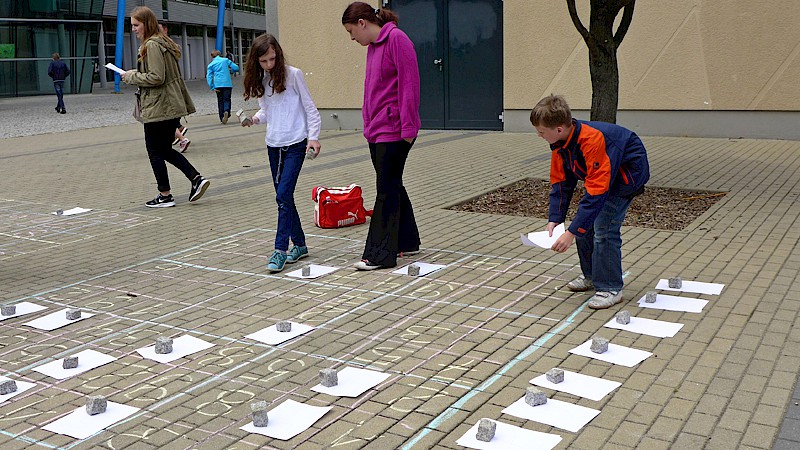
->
<box><xmin>362</xmin><ymin>22</ymin><xmax>421</xmax><ymax>143</ymax></box>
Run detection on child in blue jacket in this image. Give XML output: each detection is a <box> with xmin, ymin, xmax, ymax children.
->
<box><xmin>206</xmin><ymin>50</ymin><xmax>239</xmax><ymax>123</ymax></box>
<box><xmin>531</xmin><ymin>95</ymin><xmax>649</xmax><ymax>310</ymax></box>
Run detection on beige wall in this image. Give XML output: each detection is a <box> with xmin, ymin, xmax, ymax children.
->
<box><xmin>278</xmin><ymin>1</ymin><xmax>800</xmax><ymax>117</ymax></box>
<box><xmin>277</xmin><ymin>0</ymin><xmax>378</xmax><ymax>109</ymax></box>
<box><xmin>505</xmin><ymin>0</ymin><xmax>800</xmax><ymax>111</ymax></box>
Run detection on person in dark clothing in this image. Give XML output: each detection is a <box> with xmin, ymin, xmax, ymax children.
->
<box><xmin>48</xmin><ymin>53</ymin><xmax>70</xmax><ymax>114</ymax></box>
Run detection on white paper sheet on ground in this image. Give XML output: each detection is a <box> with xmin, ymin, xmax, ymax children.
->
<box><xmin>32</xmin><ymin>349</ymin><xmax>116</xmax><ymax>380</ymax></box>
<box><xmin>520</xmin><ymin>223</ymin><xmax>565</xmax><ymax>249</ymax></box>
<box><xmin>136</xmin><ymin>335</ymin><xmax>215</xmax><ymax>363</ymax></box>
<box><xmin>656</xmin><ymin>278</ymin><xmax>724</xmax><ymax>295</ymax></box>
<box><xmin>0</xmin><ymin>302</ymin><xmax>47</xmax><ymax>321</ymax></box>
<box><xmin>391</xmin><ymin>262</ymin><xmax>447</xmax><ymax>277</ymax></box>
<box><xmin>42</xmin><ymin>401</ymin><xmax>139</xmax><ymax>439</ymax></box>
<box><xmin>51</xmin><ymin>207</ymin><xmax>92</xmax><ymax>216</ymax></box>
<box><xmin>456</xmin><ymin>419</ymin><xmax>562</xmax><ymax>450</ymax></box>
<box><xmin>310</xmin><ymin>367</ymin><xmax>391</xmax><ymax>397</ymax></box>
<box><xmin>245</xmin><ymin>322</ymin><xmax>315</xmax><ymax>345</ymax></box>
<box><xmin>603</xmin><ymin>316</ymin><xmax>684</xmax><ymax>338</ymax></box>
<box><xmin>285</xmin><ymin>264</ymin><xmax>338</xmax><ymax>279</ymax></box>
<box><xmin>569</xmin><ymin>340</ymin><xmax>652</xmax><ymax>368</ymax></box>
<box><xmin>103</xmin><ymin>63</ymin><xmax>127</xmax><ymax>75</ymax></box>
<box><xmin>0</xmin><ymin>376</ymin><xmax>36</xmax><ymax>403</ymax></box>
<box><xmin>637</xmin><ymin>293</ymin><xmax>708</xmax><ymax>313</ymax></box>
<box><xmin>23</xmin><ymin>308</ymin><xmax>95</xmax><ymax>331</ymax></box>
<box><xmin>502</xmin><ymin>397</ymin><xmax>600</xmax><ymax>433</ymax></box>
<box><xmin>530</xmin><ymin>370</ymin><xmax>621</xmax><ymax>401</ymax></box>
<box><xmin>240</xmin><ymin>399</ymin><xmax>331</xmax><ymax>440</ymax></box>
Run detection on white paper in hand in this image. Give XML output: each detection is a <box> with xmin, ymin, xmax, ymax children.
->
<box><xmin>104</xmin><ymin>63</ymin><xmax>126</xmax><ymax>75</ymax></box>
<box><xmin>520</xmin><ymin>223</ymin><xmax>565</xmax><ymax>248</ymax></box>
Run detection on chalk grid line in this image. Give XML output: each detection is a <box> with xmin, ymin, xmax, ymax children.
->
<box><xmin>1</xmin><ymin>228</ymin><xmax>589</xmax><ymax>449</ymax></box>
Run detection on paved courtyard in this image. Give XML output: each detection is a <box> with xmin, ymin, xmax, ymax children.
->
<box><xmin>2</xmin><ymin>84</ymin><xmax>800</xmax><ymax>449</ymax></box>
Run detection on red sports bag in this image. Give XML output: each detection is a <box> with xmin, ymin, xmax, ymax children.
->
<box><xmin>312</xmin><ymin>184</ymin><xmax>373</xmax><ymax>228</ymax></box>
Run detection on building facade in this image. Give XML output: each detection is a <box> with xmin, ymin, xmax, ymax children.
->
<box><xmin>0</xmin><ymin>1</ymin><xmax>102</xmax><ymax>97</ymax></box>
<box><xmin>0</xmin><ymin>0</ymin><xmax>270</xmax><ymax>98</ymax></box>
<box><xmin>275</xmin><ymin>0</ymin><xmax>800</xmax><ymax>139</ymax></box>
<box><xmin>98</xmin><ymin>0</ymin><xmax>270</xmax><ymax>86</ymax></box>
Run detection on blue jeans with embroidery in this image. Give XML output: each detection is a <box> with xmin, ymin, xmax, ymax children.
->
<box><xmin>575</xmin><ymin>195</ymin><xmax>634</xmax><ymax>292</ymax></box>
<box><xmin>268</xmin><ymin>140</ymin><xmax>306</xmax><ymax>252</ymax></box>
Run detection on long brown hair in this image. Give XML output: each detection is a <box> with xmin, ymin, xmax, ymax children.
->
<box><xmin>243</xmin><ymin>33</ymin><xmax>287</xmax><ymax>101</ymax></box>
<box><xmin>341</xmin><ymin>2</ymin><xmax>399</xmax><ymax>26</ymax></box>
<box><xmin>131</xmin><ymin>6</ymin><xmax>181</xmax><ymax>61</ymax></box>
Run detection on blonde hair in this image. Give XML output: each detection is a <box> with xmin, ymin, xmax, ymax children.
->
<box><xmin>530</xmin><ymin>94</ymin><xmax>572</xmax><ymax>128</ymax></box>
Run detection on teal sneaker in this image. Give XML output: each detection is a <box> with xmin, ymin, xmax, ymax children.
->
<box><xmin>267</xmin><ymin>251</ymin><xmax>287</xmax><ymax>273</ymax></box>
<box><xmin>286</xmin><ymin>245</ymin><xmax>309</xmax><ymax>264</ymax></box>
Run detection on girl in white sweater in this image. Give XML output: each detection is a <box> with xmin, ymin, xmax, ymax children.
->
<box><xmin>242</xmin><ymin>34</ymin><xmax>321</xmax><ymax>273</ymax></box>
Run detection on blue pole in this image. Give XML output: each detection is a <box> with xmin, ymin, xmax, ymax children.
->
<box><xmin>113</xmin><ymin>0</ymin><xmax>126</xmax><ymax>93</ymax></box>
<box><xmin>215</xmin><ymin>0</ymin><xmax>226</xmax><ymax>52</ymax></box>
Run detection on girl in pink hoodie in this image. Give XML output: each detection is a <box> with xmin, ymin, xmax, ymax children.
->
<box><xmin>343</xmin><ymin>2</ymin><xmax>421</xmax><ymax>271</ymax></box>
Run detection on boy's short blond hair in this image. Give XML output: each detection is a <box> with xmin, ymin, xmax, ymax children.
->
<box><xmin>211</xmin><ymin>50</ymin><xmax>221</xmax><ymax>57</ymax></box>
<box><xmin>530</xmin><ymin>95</ymin><xmax>572</xmax><ymax>128</ymax></box>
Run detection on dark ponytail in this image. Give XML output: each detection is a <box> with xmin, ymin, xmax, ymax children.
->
<box><xmin>342</xmin><ymin>1</ymin><xmax>398</xmax><ymax>27</ymax></box>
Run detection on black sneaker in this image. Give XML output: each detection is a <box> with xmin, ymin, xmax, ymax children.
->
<box><xmin>145</xmin><ymin>194</ymin><xmax>175</xmax><ymax>208</ymax></box>
<box><xmin>189</xmin><ymin>176</ymin><xmax>210</xmax><ymax>202</ymax></box>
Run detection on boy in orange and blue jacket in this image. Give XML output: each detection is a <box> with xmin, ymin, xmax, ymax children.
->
<box><xmin>531</xmin><ymin>95</ymin><xmax>649</xmax><ymax>310</ymax></box>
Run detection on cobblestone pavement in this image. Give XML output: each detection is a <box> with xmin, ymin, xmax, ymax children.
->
<box><xmin>1</xmin><ymin>86</ymin><xmax>800</xmax><ymax>449</ymax></box>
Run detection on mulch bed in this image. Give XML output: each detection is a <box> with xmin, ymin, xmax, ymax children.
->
<box><xmin>449</xmin><ymin>178</ymin><xmax>727</xmax><ymax>231</ymax></box>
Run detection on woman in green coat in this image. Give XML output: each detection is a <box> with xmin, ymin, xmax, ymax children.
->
<box><xmin>122</xmin><ymin>6</ymin><xmax>210</xmax><ymax>208</ymax></box>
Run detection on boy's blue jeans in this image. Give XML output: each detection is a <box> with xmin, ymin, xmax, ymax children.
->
<box><xmin>215</xmin><ymin>87</ymin><xmax>232</xmax><ymax>121</ymax></box>
<box><xmin>268</xmin><ymin>140</ymin><xmax>306</xmax><ymax>252</ymax></box>
<box><xmin>54</xmin><ymin>81</ymin><xmax>65</xmax><ymax>111</ymax></box>
<box><xmin>575</xmin><ymin>195</ymin><xmax>634</xmax><ymax>292</ymax></box>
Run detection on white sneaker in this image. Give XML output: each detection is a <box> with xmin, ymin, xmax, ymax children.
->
<box><xmin>179</xmin><ymin>138</ymin><xmax>190</xmax><ymax>153</ymax></box>
<box><xmin>587</xmin><ymin>291</ymin><xmax>623</xmax><ymax>310</ymax></box>
<box><xmin>567</xmin><ymin>275</ymin><xmax>594</xmax><ymax>292</ymax></box>
<box><xmin>354</xmin><ymin>260</ymin><xmax>383</xmax><ymax>271</ymax></box>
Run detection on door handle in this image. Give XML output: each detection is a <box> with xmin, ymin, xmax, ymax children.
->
<box><xmin>433</xmin><ymin>58</ymin><xmax>443</xmax><ymax>72</ymax></box>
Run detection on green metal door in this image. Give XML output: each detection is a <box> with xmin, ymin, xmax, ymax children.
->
<box><xmin>390</xmin><ymin>0</ymin><xmax>503</xmax><ymax>130</ymax></box>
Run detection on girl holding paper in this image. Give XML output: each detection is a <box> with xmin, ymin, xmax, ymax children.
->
<box><xmin>121</xmin><ymin>6</ymin><xmax>210</xmax><ymax>208</ymax></box>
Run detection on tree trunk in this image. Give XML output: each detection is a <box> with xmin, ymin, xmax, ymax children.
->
<box><xmin>567</xmin><ymin>0</ymin><xmax>635</xmax><ymax>124</ymax></box>
<box><xmin>587</xmin><ymin>25</ymin><xmax>619</xmax><ymax>123</ymax></box>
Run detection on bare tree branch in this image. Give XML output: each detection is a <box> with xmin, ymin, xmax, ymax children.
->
<box><xmin>566</xmin><ymin>0</ymin><xmax>590</xmax><ymax>41</ymax></box>
<box><xmin>614</xmin><ymin>0</ymin><xmax>636</xmax><ymax>48</ymax></box>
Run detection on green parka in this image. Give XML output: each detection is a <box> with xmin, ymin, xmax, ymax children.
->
<box><xmin>124</xmin><ymin>35</ymin><xmax>196</xmax><ymax>123</ymax></box>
